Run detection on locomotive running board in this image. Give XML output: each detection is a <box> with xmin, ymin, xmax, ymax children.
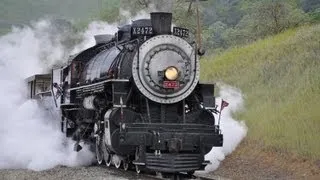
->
<box><xmin>132</xmin><ymin>161</ymin><xmax>146</xmax><ymax>165</ymax></box>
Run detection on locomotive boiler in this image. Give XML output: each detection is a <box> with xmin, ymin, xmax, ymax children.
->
<box><xmin>27</xmin><ymin>12</ymin><xmax>223</xmax><ymax>175</ymax></box>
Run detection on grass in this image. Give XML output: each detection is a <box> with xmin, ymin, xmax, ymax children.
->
<box><xmin>201</xmin><ymin>24</ymin><xmax>320</xmax><ymax>159</ymax></box>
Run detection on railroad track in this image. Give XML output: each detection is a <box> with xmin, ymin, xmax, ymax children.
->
<box><xmin>95</xmin><ymin>164</ymin><xmax>222</xmax><ymax>180</ymax></box>
<box><xmin>146</xmin><ymin>172</ymin><xmax>222</xmax><ymax>180</ymax></box>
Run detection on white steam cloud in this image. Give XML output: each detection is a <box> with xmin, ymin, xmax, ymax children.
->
<box><xmin>72</xmin><ymin>21</ymin><xmax>118</xmax><ymax>54</ymax></box>
<box><xmin>204</xmin><ymin>84</ymin><xmax>248</xmax><ymax>172</ymax></box>
<box><xmin>150</xmin><ymin>0</ymin><xmax>174</xmax><ymax>13</ymax></box>
<box><xmin>0</xmin><ymin>20</ymin><xmax>118</xmax><ymax>171</ymax></box>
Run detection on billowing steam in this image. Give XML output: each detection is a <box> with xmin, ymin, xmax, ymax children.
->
<box><xmin>0</xmin><ymin>20</ymin><xmax>118</xmax><ymax>171</ymax></box>
<box><xmin>150</xmin><ymin>0</ymin><xmax>174</xmax><ymax>13</ymax></box>
<box><xmin>72</xmin><ymin>21</ymin><xmax>118</xmax><ymax>54</ymax></box>
<box><xmin>204</xmin><ymin>84</ymin><xmax>248</xmax><ymax>172</ymax></box>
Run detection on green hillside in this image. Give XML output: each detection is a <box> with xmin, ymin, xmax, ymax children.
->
<box><xmin>201</xmin><ymin>24</ymin><xmax>320</xmax><ymax>159</ymax></box>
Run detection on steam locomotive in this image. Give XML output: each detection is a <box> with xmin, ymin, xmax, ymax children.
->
<box><xmin>26</xmin><ymin>12</ymin><xmax>223</xmax><ymax>175</ymax></box>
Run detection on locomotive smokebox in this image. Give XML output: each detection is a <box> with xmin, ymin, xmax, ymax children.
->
<box><xmin>150</xmin><ymin>12</ymin><xmax>172</xmax><ymax>35</ymax></box>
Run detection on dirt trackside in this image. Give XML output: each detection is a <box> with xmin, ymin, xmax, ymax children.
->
<box><xmin>211</xmin><ymin>140</ymin><xmax>320</xmax><ymax>180</ymax></box>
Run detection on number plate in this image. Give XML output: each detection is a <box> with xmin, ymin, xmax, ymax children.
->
<box><xmin>163</xmin><ymin>81</ymin><xmax>180</xmax><ymax>89</ymax></box>
<box><xmin>132</xmin><ymin>26</ymin><xmax>153</xmax><ymax>36</ymax></box>
<box><xmin>173</xmin><ymin>27</ymin><xmax>189</xmax><ymax>38</ymax></box>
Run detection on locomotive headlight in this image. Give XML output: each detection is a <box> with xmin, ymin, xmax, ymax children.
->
<box><xmin>165</xmin><ymin>66</ymin><xmax>179</xmax><ymax>81</ymax></box>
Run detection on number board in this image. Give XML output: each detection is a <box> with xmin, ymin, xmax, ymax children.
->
<box><xmin>173</xmin><ymin>27</ymin><xmax>189</xmax><ymax>38</ymax></box>
<box><xmin>132</xmin><ymin>26</ymin><xmax>153</xmax><ymax>36</ymax></box>
<box><xmin>163</xmin><ymin>81</ymin><xmax>180</xmax><ymax>89</ymax></box>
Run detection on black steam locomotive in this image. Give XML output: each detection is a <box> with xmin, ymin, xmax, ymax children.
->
<box><xmin>26</xmin><ymin>12</ymin><xmax>223</xmax><ymax>175</ymax></box>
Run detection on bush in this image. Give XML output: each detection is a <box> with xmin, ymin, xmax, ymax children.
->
<box><xmin>220</xmin><ymin>1</ymin><xmax>308</xmax><ymax>48</ymax></box>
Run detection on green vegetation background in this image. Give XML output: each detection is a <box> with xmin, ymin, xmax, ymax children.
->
<box><xmin>1</xmin><ymin>0</ymin><xmax>319</xmax><ymax>51</ymax></box>
<box><xmin>202</xmin><ymin>25</ymin><xmax>320</xmax><ymax>159</ymax></box>
<box><xmin>1</xmin><ymin>0</ymin><xmax>319</xmax><ymax>159</ymax></box>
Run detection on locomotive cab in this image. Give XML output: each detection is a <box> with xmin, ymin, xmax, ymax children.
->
<box><xmin>26</xmin><ymin>74</ymin><xmax>52</xmax><ymax>99</ymax></box>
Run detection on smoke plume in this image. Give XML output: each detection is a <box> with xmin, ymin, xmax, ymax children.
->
<box><xmin>0</xmin><ymin>19</ymin><xmax>118</xmax><ymax>171</ymax></box>
<box><xmin>71</xmin><ymin>21</ymin><xmax>118</xmax><ymax>54</ymax></box>
<box><xmin>204</xmin><ymin>84</ymin><xmax>248</xmax><ymax>172</ymax></box>
<box><xmin>150</xmin><ymin>0</ymin><xmax>174</xmax><ymax>13</ymax></box>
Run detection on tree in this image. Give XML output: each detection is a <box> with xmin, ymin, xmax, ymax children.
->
<box><xmin>300</xmin><ymin>0</ymin><xmax>320</xmax><ymax>12</ymax></box>
<box><xmin>203</xmin><ymin>21</ymin><xmax>228</xmax><ymax>49</ymax></box>
<box><xmin>251</xmin><ymin>0</ymin><xmax>306</xmax><ymax>34</ymax></box>
<box><xmin>98</xmin><ymin>0</ymin><xmax>121</xmax><ymax>22</ymax></box>
<box><xmin>203</xmin><ymin>0</ymin><xmax>244</xmax><ymax>27</ymax></box>
<box><xmin>220</xmin><ymin>0</ymin><xmax>308</xmax><ymax>48</ymax></box>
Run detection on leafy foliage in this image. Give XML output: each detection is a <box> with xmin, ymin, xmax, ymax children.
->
<box><xmin>201</xmin><ymin>0</ymin><xmax>311</xmax><ymax>52</ymax></box>
<box><xmin>2</xmin><ymin>0</ymin><xmax>318</xmax><ymax>45</ymax></box>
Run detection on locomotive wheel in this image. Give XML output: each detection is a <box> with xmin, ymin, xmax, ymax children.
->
<box><xmin>123</xmin><ymin>161</ymin><xmax>129</xmax><ymax>171</ymax></box>
<box><xmin>103</xmin><ymin>149</ymin><xmax>111</xmax><ymax>167</ymax></box>
<box><xmin>115</xmin><ymin>161</ymin><xmax>121</xmax><ymax>169</ymax></box>
<box><xmin>135</xmin><ymin>165</ymin><xmax>141</xmax><ymax>174</ymax></box>
<box><xmin>111</xmin><ymin>154</ymin><xmax>122</xmax><ymax>169</ymax></box>
<box><xmin>114</xmin><ymin>155</ymin><xmax>122</xmax><ymax>169</ymax></box>
<box><xmin>105</xmin><ymin>155</ymin><xmax>112</xmax><ymax>167</ymax></box>
<box><xmin>102</xmin><ymin>135</ymin><xmax>111</xmax><ymax>167</ymax></box>
<box><xmin>96</xmin><ymin>146</ymin><xmax>103</xmax><ymax>164</ymax></box>
<box><xmin>135</xmin><ymin>147</ymin><xmax>142</xmax><ymax>174</ymax></box>
<box><xmin>187</xmin><ymin>171</ymin><xmax>195</xmax><ymax>176</ymax></box>
<box><xmin>95</xmin><ymin>134</ymin><xmax>103</xmax><ymax>164</ymax></box>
